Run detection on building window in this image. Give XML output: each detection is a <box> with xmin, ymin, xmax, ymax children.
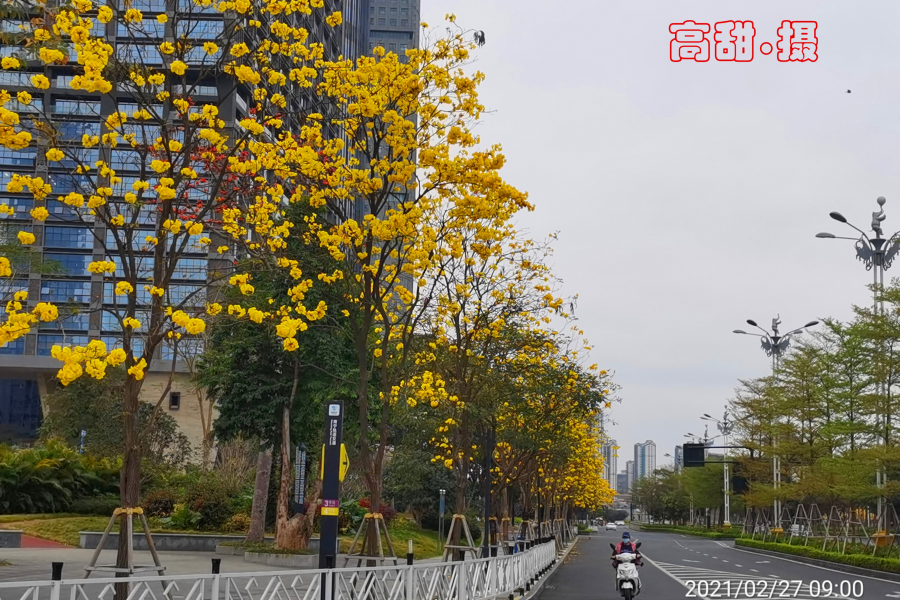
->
<box><xmin>41</xmin><ymin>280</ymin><xmax>92</xmax><ymax>304</ymax></box>
<box><xmin>0</xmin><ymin>148</ymin><xmax>35</xmax><ymax>167</ymax></box>
<box><xmin>400</xmin><ymin>7</ymin><xmax>407</xmax><ymax>14</ymax></box>
<box><xmin>44</xmin><ymin>226</ymin><xmax>93</xmax><ymax>249</ymax></box>
<box><xmin>370</xmin><ymin>17</ymin><xmax>374</xmax><ymax>25</ymax></box>
<box><xmin>400</xmin><ymin>43</ymin><xmax>408</xmax><ymax>53</ymax></box>
<box><xmin>377</xmin><ymin>18</ymin><xmax>385</xmax><ymax>25</ymax></box>
<box><xmin>389</xmin><ymin>18</ymin><xmax>396</xmax><ymax>26</ymax></box>
<box><xmin>389</xmin><ymin>43</ymin><xmax>396</xmax><ymax>52</ymax></box>
<box><xmin>38</xmin><ymin>334</ymin><xmax>90</xmax><ymax>355</ymax></box>
<box><xmin>43</xmin><ymin>253</ymin><xmax>92</xmax><ymax>275</ymax></box>
<box><xmin>0</xmin><ymin>337</ymin><xmax>24</xmax><ymax>355</ymax></box>
<box><xmin>0</xmin><ymin>380</ymin><xmax>42</xmax><ymax>444</ymax></box>
<box><xmin>378</xmin><ymin>6</ymin><xmax>385</xmax><ymax>13</ymax></box>
<box><xmin>389</xmin><ymin>7</ymin><xmax>396</xmax><ymax>13</ymax></box>
<box><xmin>169</xmin><ymin>391</ymin><xmax>181</xmax><ymax>410</ymax></box>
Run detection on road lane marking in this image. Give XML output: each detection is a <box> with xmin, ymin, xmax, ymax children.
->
<box><xmin>734</xmin><ymin>564</ymin><xmax>742</xmax><ymax>567</ymax></box>
<box><xmin>683</xmin><ymin>559</ymin><xmax>700</xmax><ymax>563</ymax></box>
<box><xmin>642</xmin><ymin>559</ymin><xmax>851</xmax><ymax>599</ymax></box>
<box><xmin>750</xmin><ymin>569</ymin><xmax>758</xmax><ymax>573</ymax></box>
<box><xmin>755</xmin><ymin>560</ymin><xmax>770</xmax><ymax>564</ymax></box>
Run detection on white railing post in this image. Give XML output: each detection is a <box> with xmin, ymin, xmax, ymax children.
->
<box><xmin>328</xmin><ymin>570</ymin><xmax>336</xmax><ymax>600</ymax></box>
<box><xmin>456</xmin><ymin>562</ymin><xmax>467</xmax><ymax>600</ymax></box>
<box><xmin>405</xmin><ymin>565</ymin><xmax>415</xmax><ymax>600</ymax></box>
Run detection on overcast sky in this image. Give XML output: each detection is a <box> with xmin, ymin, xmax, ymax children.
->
<box><xmin>419</xmin><ymin>1</ymin><xmax>900</xmax><ymax>471</ymax></box>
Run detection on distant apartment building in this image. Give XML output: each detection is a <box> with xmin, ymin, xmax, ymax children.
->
<box><xmin>616</xmin><ymin>471</ymin><xmax>628</xmax><ymax>494</ymax></box>
<box><xmin>601</xmin><ymin>438</ymin><xmax>618</xmax><ymax>491</ymax></box>
<box><xmin>634</xmin><ymin>440</ymin><xmax>657</xmax><ymax>481</ymax></box>
<box><xmin>674</xmin><ymin>445</ymin><xmax>684</xmax><ymax>472</ymax></box>
<box><xmin>625</xmin><ymin>460</ymin><xmax>634</xmax><ymax>491</ymax></box>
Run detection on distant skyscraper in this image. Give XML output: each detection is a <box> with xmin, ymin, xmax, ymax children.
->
<box><xmin>634</xmin><ymin>440</ymin><xmax>657</xmax><ymax>481</ymax></box>
<box><xmin>674</xmin><ymin>445</ymin><xmax>684</xmax><ymax>472</ymax></box>
<box><xmin>625</xmin><ymin>460</ymin><xmax>634</xmax><ymax>491</ymax></box>
<box><xmin>616</xmin><ymin>472</ymin><xmax>628</xmax><ymax>494</ymax></box>
<box><xmin>366</xmin><ymin>0</ymin><xmax>420</xmax><ymax>62</ymax></box>
<box><xmin>601</xmin><ymin>439</ymin><xmax>618</xmax><ymax>491</ymax></box>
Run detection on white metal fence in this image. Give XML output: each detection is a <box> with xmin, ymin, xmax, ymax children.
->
<box><xmin>0</xmin><ymin>541</ymin><xmax>560</xmax><ymax>600</ymax></box>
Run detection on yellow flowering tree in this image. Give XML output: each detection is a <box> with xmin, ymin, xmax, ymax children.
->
<box><xmin>0</xmin><ymin>0</ymin><xmax>345</xmax><ymax>568</ymax></box>
<box><xmin>271</xmin><ymin>21</ymin><xmax>531</xmax><ymax>526</ymax></box>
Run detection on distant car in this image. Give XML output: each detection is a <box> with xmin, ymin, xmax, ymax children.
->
<box><xmin>616</xmin><ymin>521</ymin><xmax>625</xmax><ymax>526</ymax></box>
<box><xmin>606</xmin><ymin>522</ymin><xmax>617</xmax><ymax>531</ymax></box>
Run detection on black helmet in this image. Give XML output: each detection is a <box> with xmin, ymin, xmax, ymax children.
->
<box><xmin>622</xmin><ymin>531</ymin><xmax>630</xmax><ymax>540</ymax></box>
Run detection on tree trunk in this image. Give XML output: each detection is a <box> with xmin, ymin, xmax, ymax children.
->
<box><xmin>275</xmin><ymin>363</ymin><xmax>302</xmax><ymax>549</ymax></box>
<box><xmin>115</xmin><ymin>377</ymin><xmax>142</xmax><ymax>598</ymax></box>
<box><xmin>275</xmin><ymin>402</ymin><xmax>301</xmax><ymax>549</ymax></box>
<box><xmin>246</xmin><ymin>449</ymin><xmax>272</xmax><ymax>543</ymax></box>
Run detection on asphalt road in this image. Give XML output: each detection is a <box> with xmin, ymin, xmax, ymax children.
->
<box><xmin>540</xmin><ymin>528</ymin><xmax>900</xmax><ymax>600</ymax></box>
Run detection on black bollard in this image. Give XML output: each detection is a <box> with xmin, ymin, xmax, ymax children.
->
<box><xmin>51</xmin><ymin>562</ymin><xmax>64</xmax><ymax>581</ymax></box>
<box><xmin>406</xmin><ymin>539</ymin><xmax>414</xmax><ymax>566</ymax></box>
<box><xmin>211</xmin><ymin>558</ymin><xmax>221</xmax><ymax>574</ymax></box>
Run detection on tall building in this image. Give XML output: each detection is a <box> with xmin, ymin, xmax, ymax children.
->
<box><xmin>616</xmin><ymin>471</ymin><xmax>628</xmax><ymax>494</ymax></box>
<box><xmin>366</xmin><ymin>0</ymin><xmax>420</xmax><ymax>61</ymax></box>
<box><xmin>601</xmin><ymin>438</ymin><xmax>618</xmax><ymax>491</ymax></box>
<box><xmin>625</xmin><ymin>460</ymin><xmax>634</xmax><ymax>492</ymax></box>
<box><xmin>674</xmin><ymin>445</ymin><xmax>684</xmax><ymax>472</ymax></box>
<box><xmin>0</xmin><ymin>0</ymin><xmax>378</xmax><ymax>450</ymax></box>
<box><xmin>634</xmin><ymin>440</ymin><xmax>657</xmax><ymax>481</ymax></box>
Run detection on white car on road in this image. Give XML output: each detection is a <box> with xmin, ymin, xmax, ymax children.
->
<box><xmin>606</xmin><ymin>522</ymin><xmax>618</xmax><ymax>531</ymax></box>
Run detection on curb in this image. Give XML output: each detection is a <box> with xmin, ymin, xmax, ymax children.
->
<box><xmin>734</xmin><ymin>543</ymin><xmax>900</xmax><ymax>583</ymax></box>
<box><xmin>527</xmin><ymin>538</ymin><xmax>580</xmax><ymax>599</ymax></box>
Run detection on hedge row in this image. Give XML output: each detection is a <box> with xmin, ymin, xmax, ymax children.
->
<box><xmin>637</xmin><ymin>524</ymin><xmax>737</xmax><ymax>539</ymax></box>
<box><xmin>736</xmin><ymin>538</ymin><xmax>900</xmax><ymax>574</ymax></box>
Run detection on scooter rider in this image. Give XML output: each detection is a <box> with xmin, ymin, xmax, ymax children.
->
<box><xmin>611</xmin><ymin>532</ymin><xmax>643</xmax><ymax>568</ymax></box>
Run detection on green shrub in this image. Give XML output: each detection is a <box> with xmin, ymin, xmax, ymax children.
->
<box><xmin>161</xmin><ymin>504</ymin><xmax>201</xmax><ymax>530</ymax></box>
<box><xmin>0</xmin><ymin>440</ymin><xmax>119</xmax><ymax>514</ymax></box>
<box><xmin>143</xmin><ymin>489</ymin><xmax>178</xmax><ymax>517</ymax></box>
<box><xmin>736</xmin><ymin>538</ymin><xmax>900</xmax><ymax>573</ymax></box>
<box><xmin>222</xmin><ymin>513</ymin><xmax>251</xmax><ymax>533</ymax></box>
<box><xmin>638</xmin><ymin>524</ymin><xmax>736</xmax><ymax>539</ymax></box>
<box><xmin>69</xmin><ymin>494</ymin><xmax>120</xmax><ymax>516</ymax></box>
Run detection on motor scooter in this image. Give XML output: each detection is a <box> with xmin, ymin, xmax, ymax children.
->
<box><xmin>609</xmin><ymin>541</ymin><xmax>642</xmax><ymax>599</ymax></box>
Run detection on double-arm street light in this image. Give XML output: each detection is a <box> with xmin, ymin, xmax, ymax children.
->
<box><xmin>702</xmin><ymin>411</ymin><xmax>734</xmax><ymax>526</ymax></box>
<box><xmin>817</xmin><ymin>196</ymin><xmax>900</xmax><ymax>532</ymax></box>
<box><xmin>734</xmin><ymin>316</ymin><xmax>819</xmax><ymax>526</ymax></box>
<box><xmin>734</xmin><ymin>317</ymin><xmax>819</xmax><ymax>374</ymax></box>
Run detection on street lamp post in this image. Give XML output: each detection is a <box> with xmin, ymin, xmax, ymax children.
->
<box><xmin>734</xmin><ymin>317</ymin><xmax>818</xmax><ymax>527</ymax></box>
<box><xmin>702</xmin><ymin>411</ymin><xmax>734</xmax><ymax>527</ymax></box>
<box><xmin>817</xmin><ymin>196</ymin><xmax>900</xmax><ymax>532</ymax></box>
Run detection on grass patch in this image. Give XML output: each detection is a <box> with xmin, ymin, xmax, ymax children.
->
<box><xmin>0</xmin><ymin>517</ymin><xmax>109</xmax><ymax>546</ymax></box>
<box><xmin>241</xmin><ymin>543</ymin><xmax>316</xmax><ymax>555</ymax></box>
<box><xmin>636</xmin><ymin>524</ymin><xmax>736</xmax><ymax>539</ymax></box>
<box><xmin>0</xmin><ymin>514</ymin><xmax>88</xmax><ymax>524</ymax></box>
<box><xmin>736</xmin><ymin>538</ymin><xmax>900</xmax><ymax>573</ymax></box>
<box><xmin>0</xmin><ymin>560</ymin><xmax>10</xmax><ymax>566</ymax></box>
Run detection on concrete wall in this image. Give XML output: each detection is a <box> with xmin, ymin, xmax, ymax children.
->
<box><xmin>0</xmin><ymin>530</ymin><xmax>22</xmax><ymax>548</ymax></box>
<box><xmin>138</xmin><ymin>372</ymin><xmax>216</xmax><ymax>462</ymax></box>
<box><xmin>80</xmin><ymin>532</ymin><xmax>288</xmax><ymax>552</ymax></box>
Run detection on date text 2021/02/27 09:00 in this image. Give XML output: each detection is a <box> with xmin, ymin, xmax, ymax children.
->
<box><xmin>683</xmin><ymin>579</ymin><xmax>865</xmax><ymax>598</ymax></box>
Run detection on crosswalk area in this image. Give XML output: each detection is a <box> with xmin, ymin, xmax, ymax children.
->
<box><xmin>646</xmin><ymin>559</ymin><xmax>856</xmax><ymax>599</ymax></box>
